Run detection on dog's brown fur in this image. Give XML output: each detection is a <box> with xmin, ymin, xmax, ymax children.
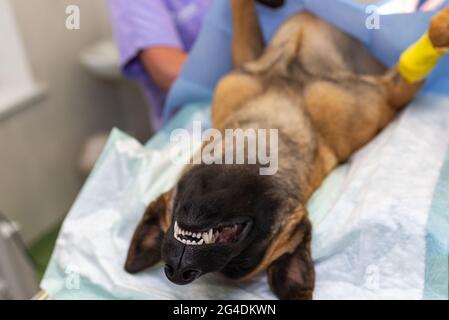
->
<box><xmin>126</xmin><ymin>2</ymin><xmax>449</xmax><ymax>299</ymax></box>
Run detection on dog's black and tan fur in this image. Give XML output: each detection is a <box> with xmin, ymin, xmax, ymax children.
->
<box><xmin>125</xmin><ymin>0</ymin><xmax>449</xmax><ymax>299</ymax></box>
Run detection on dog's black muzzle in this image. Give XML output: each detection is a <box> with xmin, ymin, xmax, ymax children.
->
<box><xmin>161</xmin><ymin>219</ymin><xmax>252</xmax><ymax>285</ymax></box>
<box><xmin>162</xmin><ymin>229</ymin><xmax>235</xmax><ymax>285</ymax></box>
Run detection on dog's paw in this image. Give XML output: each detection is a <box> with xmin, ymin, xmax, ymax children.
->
<box><xmin>256</xmin><ymin>0</ymin><xmax>285</xmax><ymax>9</ymax></box>
<box><xmin>429</xmin><ymin>7</ymin><xmax>449</xmax><ymax>49</ymax></box>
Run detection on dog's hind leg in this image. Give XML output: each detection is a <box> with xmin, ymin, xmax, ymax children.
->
<box><xmin>231</xmin><ymin>0</ymin><xmax>265</xmax><ymax>68</ymax></box>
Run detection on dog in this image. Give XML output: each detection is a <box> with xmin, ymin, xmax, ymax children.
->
<box><xmin>124</xmin><ymin>0</ymin><xmax>449</xmax><ymax>299</ymax></box>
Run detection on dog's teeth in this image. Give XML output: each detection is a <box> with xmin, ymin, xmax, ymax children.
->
<box><xmin>208</xmin><ymin>229</ymin><xmax>213</xmax><ymax>242</ymax></box>
<box><xmin>203</xmin><ymin>232</ymin><xmax>209</xmax><ymax>244</ymax></box>
<box><xmin>198</xmin><ymin>239</ymin><xmax>204</xmax><ymax>245</ymax></box>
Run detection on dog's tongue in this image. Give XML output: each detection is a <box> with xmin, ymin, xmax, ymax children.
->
<box><xmin>215</xmin><ymin>224</ymin><xmax>244</xmax><ymax>244</ymax></box>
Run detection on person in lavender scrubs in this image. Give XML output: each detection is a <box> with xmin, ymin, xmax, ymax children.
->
<box><xmin>107</xmin><ymin>0</ymin><xmax>212</xmax><ymax>130</ymax></box>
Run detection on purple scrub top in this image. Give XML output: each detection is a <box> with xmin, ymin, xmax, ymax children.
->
<box><xmin>107</xmin><ymin>0</ymin><xmax>212</xmax><ymax>129</ymax></box>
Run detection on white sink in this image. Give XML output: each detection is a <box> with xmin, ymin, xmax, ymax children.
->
<box><xmin>80</xmin><ymin>40</ymin><xmax>122</xmax><ymax>82</ymax></box>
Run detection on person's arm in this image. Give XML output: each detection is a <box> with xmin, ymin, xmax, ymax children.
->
<box><xmin>140</xmin><ymin>47</ymin><xmax>187</xmax><ymax>92</ymax></box>
<box><xmin>107</xmin><ymin>0</ymin><xmax>184</xmax><ymax>88</ymax></box>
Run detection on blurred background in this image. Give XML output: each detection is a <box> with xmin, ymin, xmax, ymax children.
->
<box><xmin>0</xmin><ymin>0</ymin><xmax>151</xmax><ymax>298</ymax></box>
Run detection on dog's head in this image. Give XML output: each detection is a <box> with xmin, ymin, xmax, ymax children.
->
<box><xmin>124</xmin><ymin>163</ymin><xmax>284</xmax><ymax>284</ymax></box>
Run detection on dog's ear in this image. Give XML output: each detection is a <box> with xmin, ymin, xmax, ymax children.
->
<box><xmin>256</xmin><ymin>0</ymin><xmax>285</xmax><ymax>9</ymax></box>
<box><xmin>124</xmin><ymin>191</ymin><xmax>172</xmax><ymax>274</ymax></box>
<box><xmin>267</xmin><ymin>217</ymin><xmax>315</xmax><ymax>300</ymax></box>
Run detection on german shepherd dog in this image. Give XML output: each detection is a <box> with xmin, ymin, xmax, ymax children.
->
<box><xmin>124</xmin><ymin>0</ymin><xmax>449</xmax><ymax>299</ymax></box>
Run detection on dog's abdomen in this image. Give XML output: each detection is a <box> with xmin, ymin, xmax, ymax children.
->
<box><xmin>213</xmin><ymin>11</ymin><xmax>394</xmax><ymax>172</ymax></box>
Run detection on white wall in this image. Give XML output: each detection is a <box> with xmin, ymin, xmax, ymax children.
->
<box><xmin>0</xmin><ymin>0</ymin><xmax>33</xmax><ymax>89</ymax></box>
<box><xmin>0</xmin><ymin>0</ymin><xmax>131</xmax><ymax>242</ymax></box>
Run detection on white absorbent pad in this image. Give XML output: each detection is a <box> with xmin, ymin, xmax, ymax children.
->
<box><xmin>41</xmin><ymin>95</ymin><xmax>449</xmax><ymax>299</ymax></box>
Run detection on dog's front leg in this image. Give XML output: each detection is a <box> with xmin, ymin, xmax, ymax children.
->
<box><xmin>382</xmin><ymin>7</ymin><xmax>449</xmax><ymax>109</ymax></box>
<box><xmin>267</xmin><ymin>217</ymin><xmax>315</xmax><ymax>300</ymax></box>
<box><xmin>231</xmin><ymin>0</ymin><xmax>265</xmax><ymax>68</ymax></box>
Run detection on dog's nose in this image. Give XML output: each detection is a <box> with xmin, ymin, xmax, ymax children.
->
<box><xmin>164</xmin><ymin>263</ymin><xmax>201</xmax><ymax>285</ymax></box>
